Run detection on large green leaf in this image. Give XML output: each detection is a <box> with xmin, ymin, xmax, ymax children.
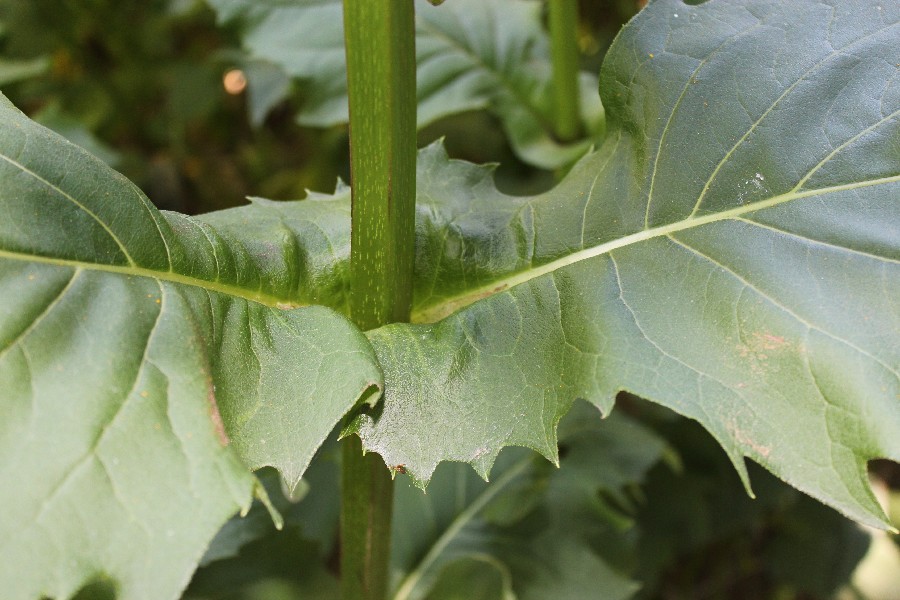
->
<box><xmin>0</xmin><ymin>96</ymin><xmax>380</xmax><ymax>598</ymax></box>
<box><xmin>206</xmin><ymin>0</ymin><xmax>603</xmax><ymax>168</ymax></box>
<box><xmin>2</xmin><ymin>2</ymin><xmax>897</xmax><ymax>596</ymax></box>
<box><xmin>349</xmin><ymin>0</ymin><xmax>900</xmax><ymax>529</ymax></box>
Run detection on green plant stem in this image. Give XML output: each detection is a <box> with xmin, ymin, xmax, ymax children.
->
<box><xmin>548</xmin><ymin>0</ymin><xmax>582</xmax><ymax>141</ymax></box>
<box><xmin>340</xmin><ymin>1</ymin><xmax>417</xmax><ymax>599</ymax></box>
<box><xmin>341</xmin><ymin>436</ymin><xmax>396</xmax><ymax>600</ymax></box>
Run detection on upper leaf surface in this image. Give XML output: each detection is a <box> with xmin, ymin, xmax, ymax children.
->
<box><xmin>0</xmin><ymin>97</ymin><xmax>380</xmax><ymax>598</ymax></box>
<box><xmin>350</xmin><ymin>0</ymin><xmax>900</xmax><ymax>528</ymax></box>
<box><xmin>206</xmin><ymin>0</ymin><xmax>603</xmax><ymax>168</ymax></box>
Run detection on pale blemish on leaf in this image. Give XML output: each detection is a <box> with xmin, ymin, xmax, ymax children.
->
<box><xmin>727</xmin><ymin>418</ymin><xmax>771</xmax><ymax>459</ymax></box>
<box><xmin>736</xmin><ymin>331</ymin><xmax>792</xmax><ymax>373</ymax></box>
<box><xmin>276</xmin><ymin>301</ymin><xmax>302</xmax><ymax>310</ymax></box>
<box><xmin>206</xmin><ymin>377</ymin><xmax>230</xmax><ymax>447</ymax></box>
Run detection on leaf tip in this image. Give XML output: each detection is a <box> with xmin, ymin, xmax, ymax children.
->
<box><xmin>734</xmin><ymin>456</ymin><xmax>755</xmax><ymax>499</ymax></box>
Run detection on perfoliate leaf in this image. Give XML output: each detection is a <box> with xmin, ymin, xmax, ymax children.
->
<box><xmin>349</xmin><ymin>0</ymin><xmax>900</xmax><ymax>529</ymax></box>
<box><xmin>206</xmin><ymin>0</ymin><xmax>603</xmax><ymax>168</ymax></box>
<box><xmin>2</xmin><ymin>3</ymin><xmax>897</xmax><ymax>597</ymax></box>
<box><xmin>0</xmin><ymin>95</ymin><xmax>381</xmax><ymax>598</ymax></box>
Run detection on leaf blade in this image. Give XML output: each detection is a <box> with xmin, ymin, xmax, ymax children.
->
<box><xmin>0</xmin><ymin>97</ymin><xmax>381</xmax><ymax>597</ymax></box>
<box><xmin>353</xmin><ymin>0</ymin><xmax>900</xmax><ymax>528</ymax></box>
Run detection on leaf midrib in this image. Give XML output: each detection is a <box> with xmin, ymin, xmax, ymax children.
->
<box><xmin>0</xmin><ymin>249</ymin><xmax>303</xmax><ymax>309</ymax></box>
<box><xmin>411</xmin><ymin>174</ymin><xmax>900</xmax><ymax>324</ymax></box>
<box><xmin>3</xmin><ymin>174</ymin><xmax>895</xmax><ymax>321</ymax></box>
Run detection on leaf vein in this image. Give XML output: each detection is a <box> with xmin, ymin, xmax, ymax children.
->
<box><xmin>35</xmin><ymin>282</ymin><xmax>166</xmax><ymax>522</ymax></box>
<box><xmin>0</xmin><ymin>268</ymin><xmax>80</xmax><ymax>362</ymax></box>
<box><xmin>412</xmin><ymin>175</ymin><xmax>900</xmax><ymax>324</ymax></box>
<box><xmin>734</xmin><ymin>217</ymin><xmax>900</xmax><ymax>265</ymax></box>
<box><xmin>0</xmin><ymin>150</ymin><xmax>136</xmax><ymax>266</ymax></box>
<box><xmin>667</xmin><ymin>235</ymin><xmax>898</xmax><ymax>380</ymax></box>
<box><xmin>690</xmin><ymin>21</ymin><xmax>896</xmax><ymax>216</ymax></box>
<box><xmin>0</xmin><ymin>249</ymin><xmax>299</xmax><ymax>308</ymax></box>
<box><xmin>644</xmin><ymin>24</ymin><xmax>761</xmax><ymax>228</ymax></box>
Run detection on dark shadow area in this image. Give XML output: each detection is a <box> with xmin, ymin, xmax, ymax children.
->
<box><xmin>616</xmin><ymin>392</ymin><xmax>875</xmax><ymax>599</ymax></box>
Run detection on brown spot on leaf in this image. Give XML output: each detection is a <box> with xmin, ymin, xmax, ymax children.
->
<box><xmin>727</xmin><ymin>419</ymin><xmax>771</xmax><ymax>459</ymax></box>
<box><xmin>759</xmin><ymin>332</ymin><xmax>787</xmax><ymax>350</ymax></box>
<box><xmin>736</xmin><ymin>331</ymin><xmax>792</xmax><ymax>374</ymax></box>
<box><xmin>207</xmin><ymin>377</ymin><xmax>230</xmax><ymax>447</ymax></box>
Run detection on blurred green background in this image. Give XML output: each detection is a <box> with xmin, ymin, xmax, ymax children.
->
<box><xmin>0</xmin><ymin>0</ymin><xmax>640</xmax><ymax>213</ymax></box>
